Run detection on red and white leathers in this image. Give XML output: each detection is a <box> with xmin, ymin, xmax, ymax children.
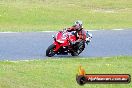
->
<box><xmin>66</xmin><ymin>25</ymin><xmax>86</xmax><ymax>43</ymax></box>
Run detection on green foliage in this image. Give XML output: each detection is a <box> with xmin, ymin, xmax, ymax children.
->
<box><xmin>0</xmin><ymin>56</ymin><xmax>132</xmax><ymax>88</ymax></box>
<box><xmin>0</xmin><ymin>0</ymin><xmax>132</xmax><ymax>31</ymax></box>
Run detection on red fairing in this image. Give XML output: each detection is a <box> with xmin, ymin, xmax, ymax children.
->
<box><xmin>68</xmin><ymin>34</ymin><xmax>76</xmax><ymax>42</ymax></box>
<box><xmin>53</xmin><ymin>31</ymin><xmax>76</xmax><ymax>52</ymax></box>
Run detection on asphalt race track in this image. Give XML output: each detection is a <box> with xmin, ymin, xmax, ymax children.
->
<box><xmin>0</xmin><ymin>30</ymin><xmax>132</xmax><ymax>60</ymax></box>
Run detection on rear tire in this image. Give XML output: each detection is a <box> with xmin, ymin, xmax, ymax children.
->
<box><xmin>77</xmin><ymin>41</ymin><xmax>85</xmax><ymax>54</ymax></box>
<box><xmin>71</xmin><ymin>51</ymin><xmax>79</xmax><ymax>56</ymax></box>
<box><xmin>71</xmin><ymin>41</ymin><xmax>85</xmax><ymax>56</ymax></box>
<box><xmin>46</xmin><ymin>44</ymin><xmax>56</xmax><ymax>57</ymax></box>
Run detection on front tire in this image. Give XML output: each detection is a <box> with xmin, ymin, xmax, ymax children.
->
<box><xmin>46</xmin><ymin>44</ymin><xmax>56</xmax><ymax>57</ymax></box>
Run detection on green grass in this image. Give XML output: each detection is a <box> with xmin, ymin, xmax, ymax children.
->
<box><xmin>0</xmin><ymin>0</ymin><xmax>132</xmax><ymax>32</ymax></box>
<box><xmin>0</xmin><ymin>56</ymin><xmax>132</xmax><ymax>88</ymax></box>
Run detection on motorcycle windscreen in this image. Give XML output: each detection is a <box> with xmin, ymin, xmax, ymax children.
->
<box><xmin>56</xmin><ymin>32</ymin><xmax>67</xmax><ymax>43</ymax></box>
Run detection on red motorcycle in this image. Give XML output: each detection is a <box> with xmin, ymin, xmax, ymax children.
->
<box><xmin>46</xmin><ymin>30</ymin><xmax>92</xmax><ymax>57</ymax></box>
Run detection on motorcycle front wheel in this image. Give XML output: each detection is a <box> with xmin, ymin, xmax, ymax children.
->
<box><xmin>46</xmin><ymin>44</ymin><xmax>56</xmax><ymax>57</ymax></box>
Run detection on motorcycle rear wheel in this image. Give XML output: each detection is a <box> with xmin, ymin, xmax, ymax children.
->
<box><xmin>46</xmin><ymin>44</ymin><xmax>56</xmax><ymax>57</ymax></box>
<box><xmin>71</xmin><ymin>51</ymin><xmax>79</xmax><ymax>56</ymax></box>
<box><xmin>77</xmin><ymin>42</ymin><xmax>85</xmax><ymax>54</ymax></box>
<box><xmin>71</xmin><ymin>41</ymin><xmax>85</xmax><ymax>56</ymax></box>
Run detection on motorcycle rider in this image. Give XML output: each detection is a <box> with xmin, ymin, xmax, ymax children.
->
<box><xmin>66</xmin><ymin>20</ymin><xmax>87</xmax><ymax>45</ymax></box>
